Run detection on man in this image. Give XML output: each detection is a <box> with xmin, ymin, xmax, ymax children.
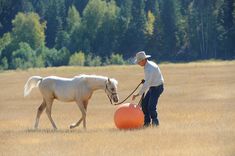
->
<box><xmin>132</xmin><ymin>51</ymin><xmax>164</xmax><ymax>127</ymax></box>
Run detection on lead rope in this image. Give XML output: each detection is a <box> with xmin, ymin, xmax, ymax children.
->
<box><xmin>105</xmin><ymin>83</ymin><xmax>113</xmax><ymax>105</ymax></box>
<box><xmin>114</xmin><ymin>79</ymin><xmax>145</xmax><ymax>105</ymax></box>
<box><xmin>137</xmin><ymin>93</ymin><xmax>145</xmax><ymax>106</ymax></box>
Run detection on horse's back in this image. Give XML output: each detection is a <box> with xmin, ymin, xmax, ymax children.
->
<box><xmin>38</xmin><ymin>76</ymin><xmax>85</xmax><ymax>102</ymax></box>
<box><xmin>39</xmin><ymin>76</ymin><xmax>71</xmax><ymax>89</ymax></box>
<box><xmin>43</xmin><ymin>76</ymin><xmax>73</xmax><ymax>81</ymax></box>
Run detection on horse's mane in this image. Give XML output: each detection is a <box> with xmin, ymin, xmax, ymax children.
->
<box><xmin>77</xmin><ymin>74</ymin><xmax>118</xmax><ymax>85</ymax></box>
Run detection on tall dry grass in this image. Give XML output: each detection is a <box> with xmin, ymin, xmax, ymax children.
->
<box><xmin>0</xmin><ymin>61</ymin><xmax>235</xmax><ymax>156</ymax></box>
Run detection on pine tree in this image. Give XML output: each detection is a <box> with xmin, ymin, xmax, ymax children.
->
<box><xmin>21</xmin><ymin>0</ymin><xmax>34</xmax><ymax>12</ymax></box>
<box><xmin>66</xmin><ymin>5</ymin><xmax>81</xmax><ymax>34</ymax></box>
<box><xmin>31</xmin><ymin>0</ymin><xmax>47</xmax><ymax>17</ymax></box>
<box><xmin>145</xmin><ymin>0</ymin><xmax>164</xmax><ymax>59</ymax></box>
<box><xmin>72</xmin><ymin>0</ymin><xmax>107</xmax><ymax>53</ymax></box>
<box><xmin>94</xmin><ymin>0</ymin><xmax>120</xmax><ymax>57</ymax></box>
<box><xmin>0</xmin><ymin>0</ymin><xmax>21</xmax><ymax>36</ymax></box>
<box><xmin>123</xmin><ymin>0</ymin><xmax>147</xmax><ymax>57</ymax></box>
<box><xmin>160</xmin><ymin>0</ymin><xmax>177</xmax><ymax>59</ymax></box>
<box><xmin>145</xmin><ymin>0</ymin><xmax>157</xmax><ymax>14</ymax></box>
<box><xmin>44</xmin><ymin>0</ymin><xmax>66</xmax><ymax>48</ymax></box>
<box><xmin>217</xmin><ymin>0</ymin><xmax>235</xmax><ymax>59</ymax></box>
<box><xmin>115</xmin><ymin>0</ymin><xmax>132</xmax><ymax>56</ymax></box>
<box><xmin>73</xmin><ymin>0</ymin><xmax>89</xmax><ymax>15</ymax></box>
<box><xmin>213</xmin><ymin>0</ymin><xmax>235</xmax><ymax>59</ymax></box>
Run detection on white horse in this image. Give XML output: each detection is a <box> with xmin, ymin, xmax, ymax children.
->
<box><xmin>24</xmin><ymin>74</ymin><xmax>119</xmax><ymax>130</ymax></box>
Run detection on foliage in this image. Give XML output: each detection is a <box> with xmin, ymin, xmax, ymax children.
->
<box><xmin>69</xmin><ymin>51</ymin><xmax>85</xmax><ymax>66</ymax></box>
<box><xmin>0</xmin><ymin>33</ymin><xmax>12</xmax><ymax>53</ymax></box>
<box><xmin>108</xmin><ymin>53</ymin><xmax>125</xmax><ymax>65</ymax></box>
<box><xmin>0</xmin><ymin>0</ymin><xmax>234</xmax><ymax>70</ymax></box>
<box><xmin>12</xmin><ymin>12</ymin><xmax>46</xmax><ymax>49</ymax></box>
<box><xmin>0</xmin><ymin>57</ymin><xmax>8</xmax><ymax>70</ymax></box>
<box><xmin>122</xmin><ymin>0</ymin><xmax>147</xmax><ymax>57</ymax></box>
<box><xmin>44</xmin><ymin>47</ymin><xmax>70</xmax><ymax>67</ymax></box>
<box><xmin>11</xmin><ymin>42</ymin><xmax>36</xmax><ymax>69</ymax></box>
<box><xmin>85</xmin><ymin>53</ymin><xmax>102</xmax><ymax>66</ymax></box>
<box><xmin>146</xmin><ymin>11</ymin><xmax>155</xmax><ymax>36</ymax></box>
<box><xmin>67</xmin><ymin>5</ymin><xmax>81</xmax><ymax>34</ymax></box>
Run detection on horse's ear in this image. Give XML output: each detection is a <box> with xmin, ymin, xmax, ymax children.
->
<box><xmin>108</xmin><ymin>78</ymin><xmax>111</xmax><ymax>84</ymax></box>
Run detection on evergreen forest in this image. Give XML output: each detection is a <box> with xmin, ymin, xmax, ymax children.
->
<box><xmin>0</xmin><ymin>0</ymin><xmax>235</xmax><ymax>69</ymax></box>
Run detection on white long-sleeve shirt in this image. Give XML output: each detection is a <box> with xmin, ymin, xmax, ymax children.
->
<box><xmin>138</xmin><ymin>60</ymin><xmax>164</xmax><ymax>95</ymax></box>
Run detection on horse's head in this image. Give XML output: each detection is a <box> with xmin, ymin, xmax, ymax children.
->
<box><xmin>105</xmin><ymin>78</ymin><xmax>119</xmax><ymax>104</ymax></box>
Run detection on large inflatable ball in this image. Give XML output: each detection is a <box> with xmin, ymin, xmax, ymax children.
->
<box><xmin>114</xmin><ymin>103</ymin><xmax>144</xmax><ymax>129</ymax></box>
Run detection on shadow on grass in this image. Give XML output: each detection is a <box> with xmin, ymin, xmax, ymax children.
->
<box><xmin>25</xmin><ymin>128</ymin><xmax>82</xmax><ymax>133</ymax></box>
<box><xmin>23</xmin><ymin>127</ymin><xmax>145</xmax><ymax>134</ymax></box>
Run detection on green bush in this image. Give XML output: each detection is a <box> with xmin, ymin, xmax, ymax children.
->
<box><xmin>108</xmin><ymin>53</ymin><xmax>125</xmax><ymax>65</ymax></box>
<box><xmin>0</xmin><ymin>57</ymin><xmax>9</xmax><ymax>70</ymax></box>
<box><xmin>44</xmin><ymin>47</ymin><xmax>70</xmax><ymax>67</ymax></box>
<box><xmin>35</xmin><ymin>55</ymin><xmax>45</xmax><ymax>68</ymax></box>
<box><xmin>11</xmin><ymin>42</ymin><xmax>36</xmax><ymax>69</ymax></box>
<box><xmin>85</xmin><ymin>53</ymin><xmax>102</xmax><ymax>66</ymax></box>
<box><xmin>69</xmin><ymin>51</ymin><xmax>85</xmax><ymax>66</ymax></box>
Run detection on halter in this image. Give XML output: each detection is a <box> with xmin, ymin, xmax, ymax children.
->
<box><xmin>105</xmin><ymin>79</ymin><xmax>145</xmax><ymax>106</ymax></box>
<box><xmin>105</xmin><ymin>80</ymin><xmax>117</xmax><ymax>105</ymax></box>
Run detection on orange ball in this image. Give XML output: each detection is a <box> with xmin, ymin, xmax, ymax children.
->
<box><xmin>114</xmin><ymin>103</ymin><xmax>144</xmax><ymax>129</ymax></box>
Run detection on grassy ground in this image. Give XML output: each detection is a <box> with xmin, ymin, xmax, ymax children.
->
<box><xmin>0</xmin><ymin>61</ymin><xmax>234</xmax><ymax>156</ymax></box>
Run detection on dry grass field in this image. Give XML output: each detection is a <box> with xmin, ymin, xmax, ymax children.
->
<box><xmin>0</xmin><ymin>61</ymin><xmax>235</xmax><ymax>156</ymax></box>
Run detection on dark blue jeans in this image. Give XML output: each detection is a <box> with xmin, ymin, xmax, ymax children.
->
<box><xmin>141</xmin><ymin>85</ymin><xmax>164</xmax><ymax>125</ymax></box>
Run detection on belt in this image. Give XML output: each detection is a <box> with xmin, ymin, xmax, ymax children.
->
<box><xmin>150</xmin><ymin>84</ymin><xmax>163</xmax><ymax>89</ymax></box>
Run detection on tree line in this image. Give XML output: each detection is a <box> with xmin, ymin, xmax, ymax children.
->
<box><xmin>0</xmin><ymin>0</ymin><xmax>235</xmax><ymax>70</ymax></box>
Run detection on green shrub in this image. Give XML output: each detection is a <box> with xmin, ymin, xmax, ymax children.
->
<box><xmin>69</xmin><ymin>51</ymin><xmax>85</xmax><ymax>66</ymax></box>
<box><xmin>44</xmin><ymin>47</ymin><xmax>70</xmax><ymax>67</ymax></box>
<box><xmin>0</xmin><ymin>57</ymin><xmax>9</xmax><ymax>70</ymax></box>
<box><xmin>108</xmin><ymin>53</ymin><xmax>125</xmax><ymax>65</ymax></box>
<box><xmin>11</xmin><ymin>42</ymin><xmax>36</xmax><ymax>69</ymax></box>
<box><xmin>85</xmin><ymin>53</ymin><xmax>102</xmax><ymax>66</ymax></box>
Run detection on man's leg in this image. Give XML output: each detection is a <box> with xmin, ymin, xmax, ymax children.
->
<box><xmin>141</xmin><ymin>91</ymin><xmax>151</xmax><ymax>126</ymax></box>
<box><xmin>148</xmin><ymin>85</ymin><xmax>164</xmax><ymax>126</ymax></box>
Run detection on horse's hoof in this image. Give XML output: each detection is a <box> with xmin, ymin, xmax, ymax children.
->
<box><xmin>69</xmin><ymin>124</ymin><xmax>76</xmax><ymax>129</ymax></box>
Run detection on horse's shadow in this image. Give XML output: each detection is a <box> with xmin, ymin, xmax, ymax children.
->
<box><xmin>24</xmin><ymin>127</ymin><xmax>120</xmax><ymax>134</ymax></box>
<box><xmin>24</xmin><ymin>127</ymin><xmax>144</xmax><ymax>134</ymax></box>
<box><xmin>25</xmin><ymin>128</ymin><xmax>80</xmax><ymax>133</ymax></box>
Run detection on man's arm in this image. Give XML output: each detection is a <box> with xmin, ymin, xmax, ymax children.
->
<box><xmin>132</xmin><ymin>70</ymin><xmax>153</xmax><ymax>100</ymax></box>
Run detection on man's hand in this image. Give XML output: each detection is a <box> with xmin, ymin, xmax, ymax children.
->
<box><xmin>132</xmin><ymin>94</ymin><xmax>139</xmax><ymax>101</ymax></box>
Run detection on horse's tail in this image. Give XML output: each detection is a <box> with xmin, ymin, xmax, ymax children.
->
<box><xmin>24</xmin><ymin>76</ymin><xmax>43</xmax><ymax>97</ymax></box>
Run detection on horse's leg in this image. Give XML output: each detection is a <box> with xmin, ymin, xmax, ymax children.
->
<box><xmin>83</xmin><ymin>100</ymin><xmax>88</xmax><ymax>110</ymax></box>
<box><xmin>70</xmin><ymin>100</ymin><xmax>86</xmax><ymax>129</ymax></box>
<box><xmin>70</xmin><ymin>118</ymin><xmax>83</xmax><ymax>129</ymax></box>
<box><xmin>45</xmin><ymin>99</ymin><xmax>57</xmax><ymax>130</ymax></box>
<box><xmin>34</xmin><ymin>99</ymin><xmax>46</xmax><ymax>129</ymax></box>
<box><xmin>83</xmin><ymin>100</ymin><xmax>88</xmax><ymax>128</ymax></box>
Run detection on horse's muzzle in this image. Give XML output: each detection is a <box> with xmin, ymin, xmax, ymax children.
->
<box><xmin>113</xmin><ymin>95</ymin><xmax>119</xmax><ymax>103</ymax></box>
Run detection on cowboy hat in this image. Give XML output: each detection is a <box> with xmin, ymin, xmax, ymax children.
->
<box><xmin>135</xmin><ymin>51</ymin><xmax>151</xmax><ymax>63</ymax></box>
